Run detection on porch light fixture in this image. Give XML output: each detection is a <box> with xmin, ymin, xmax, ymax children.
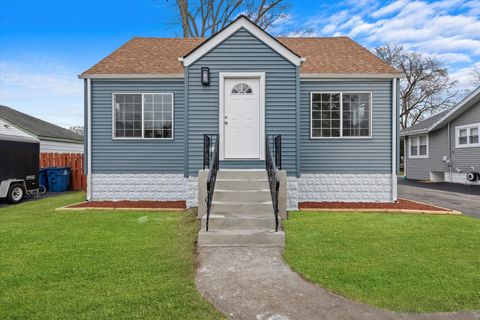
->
<box><xmin>201</xmin><ymin>67</ymin><xmax>210</xmax><ymax>85</ymax></box>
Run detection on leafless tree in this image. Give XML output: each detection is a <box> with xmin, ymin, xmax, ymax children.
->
<box><xmin>375</xmin><ymin>44</ymin><xmax>458</xmax><ymax>129</ymax></box>
<box><xmin>171</xmin><ymin>0</ymin><xmax>289</xmax><ymax>38</ymax></box>
<box><xmin>472</xmin><ymin>65</ymin><xmax>480</xmax><ymax>86</ymax></box>
<box><xmin>69</xmin><ymin>126</ymin><xmax>84</xmax><ymax>135</ymax></box>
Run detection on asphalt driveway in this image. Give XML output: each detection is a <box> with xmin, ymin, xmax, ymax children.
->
<box><xmin>0</xmin><ymin>191</ymin><xmax>65</xmax><ymax>209</ymax></box>
<box><xmin>398</xmin><ymin>178</ymin><xmax>480</xmax><ymax>218</ymax></box>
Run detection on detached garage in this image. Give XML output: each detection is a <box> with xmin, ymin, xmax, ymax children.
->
<box><xmin>0</xmin><ymin>105</ymin><xmax>84</xmax><ymax>153</ymax></box>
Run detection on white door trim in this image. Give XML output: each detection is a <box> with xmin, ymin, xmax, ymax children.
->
<box><xmin>219</xmin><ymin>72</ymin><xmax>265</xmax><ymax>160</ymax></box>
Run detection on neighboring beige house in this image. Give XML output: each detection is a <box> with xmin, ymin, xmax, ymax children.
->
<box><xmin>0</xmin><ymin>105</ymin><xmax>84</xmax><ymax>154</ymax></box>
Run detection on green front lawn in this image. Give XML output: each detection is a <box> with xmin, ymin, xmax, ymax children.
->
<box><xmin>284</xmin><ymin>211</ymin><xmax>480</xmax><ymax>313</ymax></box>
<box><xmin>0</xmin><ymin>193</ymin><xmax>224</xmax><ymax>320</ymax></box>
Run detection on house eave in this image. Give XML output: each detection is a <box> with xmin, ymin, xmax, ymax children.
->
<box><xmin>400</xmin><ymin>128</ymin><xmax>430</xmax><ymax>137</ymax></box>
<box><xmin>39</xmin><ymin>136</ymin><xmax>84</xmax><ymax>144</ymax></box>
<box><xmin>429</xmin><ymin>86</ymin><xmax>480</xmax><ymax>131</ymax></box>
<box><xmin>78</xmin><ymin>74</ymin><xmax>185</xmax><ymax>79</ymax></box>
<box><xmin>301</xmin><ymin>73</ymin><xmax>404</xmax><ymax>79</ymax></box>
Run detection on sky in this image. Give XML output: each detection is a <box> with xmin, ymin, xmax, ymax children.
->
<box><xmin>0</xmin><ymin>0</ymin><xmax>479</xmax><ymax>128</ymax></box>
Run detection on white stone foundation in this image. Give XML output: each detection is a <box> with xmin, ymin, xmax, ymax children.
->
<box><xmin>287</xmin><ymin>176</ymin><xmax>299</xmax><ymax>211</ymax></box>
<box><xmin>91</xmin><ymin>173</ymin><xmax>395</xmax><ymax>209</ymax></box>
<box><xmin>294</xmin><ymin>173</ymin><xmax>394</xmax><ymax>204</ymax></box>
<box><xmin>186</xmin><ymin>176</ymin><xmax>198</xmax><ymax>208</ymax></box>
<box><xmin>91</xmin><ymin>174</ymin><xmax>188</xmax><ymax>202</ymax></box>
<box><xmin>445</xmin><ymin>172</ymin><xmax>480</xmax><ymax>185</ymax></box>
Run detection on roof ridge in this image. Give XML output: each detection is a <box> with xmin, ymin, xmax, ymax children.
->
<box><xmin>277</xmin><ymin>36</ymin><xmax>350</xmax><ymax>39</ymax></box>
<box><xmin>80</xmin><ymin>37</ymin><xmax>140</xmax><ymax>76</ymax></box>
<box><xmin>338</xmin><ymin>37</ymin><xmax>400</xmax><ymax>74</ymax></box>
<box><xmin>132</xmin><ymin>36</ymin><xmax>205</xmax><ymax>40</ymax></box>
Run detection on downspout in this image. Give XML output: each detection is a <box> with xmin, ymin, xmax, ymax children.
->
<box><xmin>403</xmin><ymin>137</ymin><xmax>407</xmax><ymax>178</ymax></box>
<box><xmin>183</xmin><ymin>67</ymin><xmax>189</xmax><ymax>178</ymax></box>
<box><xmin>392</xmin><ymin>78</ymin><xmax>398</xmax><ymax>202</ymax></box>
<box><xmin>87</xmin><ymin>78</ymin><xmax>92</xmax><ymax>201</ymax></box>
<box><xmin>295</xmin><ymin>66</ymin><xmax>301</xmax><ymax>178</ymax></box>
<box><xmin>448</xmin><ymin>122</ymin><xmax>452</xmax><ymax>178</ymax></box>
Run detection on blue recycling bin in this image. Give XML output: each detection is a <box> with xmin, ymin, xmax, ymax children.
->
<box><xmin>46</xmin><ymin>167</ymin><xmax>71</xmax><ymax>192</ymax></box>
<box><xmin>39</xmin><ymin>168</ymin><xmax>48</xmax><ymax>191</ymax></box>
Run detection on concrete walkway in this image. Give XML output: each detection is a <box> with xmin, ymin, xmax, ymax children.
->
<box><xmin>196</xmin><ymin>247</ymin><xmax>479</xmax><ymax>320</ymax></box>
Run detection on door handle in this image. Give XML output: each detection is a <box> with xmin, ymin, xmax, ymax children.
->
<box><xmin>224</xmin><ymin>121</ymin><xmax>228</xmax><ymax>125</ymax></box>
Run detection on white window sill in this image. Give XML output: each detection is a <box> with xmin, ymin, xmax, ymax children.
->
<box><xmin>455</xmin><ymin>143</ymin><xmax>480</xmax><ymax>149</ymax></box>
<box><xmin>409</xmin><ymin>155</ymin><xmax>429</xmax><ymax>159</ymax></box>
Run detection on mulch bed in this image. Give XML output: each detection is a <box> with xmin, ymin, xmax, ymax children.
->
<box><xmin>69</xmin><ymin>200</ymin><xmax>186</xmax><ymax>209</ymax></box>
<box><xmin>299</xmin><ymin>198</ymin><xmax>452</xmax><ymax>212</ymax></box>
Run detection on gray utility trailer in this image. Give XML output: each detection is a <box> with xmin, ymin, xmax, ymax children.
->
<box><xmin>0</xmin><ymin>134</ymin><xmax>40</xmax><ymax>204</ymax></box>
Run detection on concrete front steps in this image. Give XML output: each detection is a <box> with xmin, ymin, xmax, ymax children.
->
<box><xmin>198</xmin><ymin>170</ymin><xmax>285</xmax><ymax>247</ymax></box>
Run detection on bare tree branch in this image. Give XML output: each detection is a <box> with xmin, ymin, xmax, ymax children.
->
<box><xmin>472</xmin><ymin>65</ymin><xmax>480</xmax><ymax>86</ymax></box>
<box><xmin>170</xmin><ymin>0</ymin><xmax>289</xmax><ymax>38</ymax></box>
<box><xmin>375</xmin><ymin>43</ymin><xmax>459</xmax><ymax>129</ymax></box>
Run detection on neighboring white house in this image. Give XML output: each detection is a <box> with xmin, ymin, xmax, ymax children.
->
<box><xmin>0</xmin><ymin>105</ymin><xmax>84</xmax><ymax>154</ymax></box>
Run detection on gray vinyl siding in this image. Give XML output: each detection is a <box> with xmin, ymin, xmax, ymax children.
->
<box><xmin>405</xmin><ymin>129</ymin><xmax>448</xmax><ymax>180</ymax></box>
<box><xmin>90</xmin><ymin>79</ymin><xmax>185</xmax><ymax>173</ymax></box>
<box><xmin>187</xmin><ymin>28</ymin><xmax>297</xmax><ymax>176</ymax></box>
<box><xmin>450</xmin><ymin>101</ymin><xmax>480</xmax><ymax>172</ymax></box>
<box><xmin>405</xmin><ymin>101</ymin><xmax>480</xmax><ymax>180</ymax></box>
<box><xmin>299</xmin><ymin>80</ymin><xmax>393</xmax><ymax>173</ymax></box>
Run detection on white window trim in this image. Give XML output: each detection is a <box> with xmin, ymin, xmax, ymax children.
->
<box><xmin>111</xmin><ymin>92</ymin><xmax>174</xmax><ymax>140</ymax></box>
<box><xmin>310</xmin><ymin>91</ymin><xmax>373</xmax><ymax>139</ymax></box>
<box><xmin>408</xmin><ymin>134</ymin><xmax>429</xmax><ymax>159</ymax></box>
<box><xmin>455</xmin><ymin>122</ymin><xmax>480</xmax><ymax>148</ymax></box>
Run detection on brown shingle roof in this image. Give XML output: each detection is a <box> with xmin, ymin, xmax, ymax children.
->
<box><xmin>81</xmin><ymin>36</ymin><xmax>399</xmax><ymax>76</ymax></box>
<box><xmin>278</xmin><ymin>37</ymin><xmax>399</xmax><ymax>75</ymax></box>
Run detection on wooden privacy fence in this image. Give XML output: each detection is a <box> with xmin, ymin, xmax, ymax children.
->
<box><xmin>40</xmin><ymin>153</ymin><xmax>86</xmax><ymax>191</ymax></box>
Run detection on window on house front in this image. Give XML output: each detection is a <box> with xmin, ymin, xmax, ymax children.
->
<box><xmin>455</xmin><ymin>123</ymin><xmax>480</xmax><ymax>148</ymax></box>
<box><xmin>113</xmin><ymin>93</ymin><xmax>174</xmax><ymax>139</ymax></box>
<box><xmin>409</xmin><ymin>134</ymin><xmax>428</xmax><ymax>158</ymax></box>
<box><xmin>311</xmin><ymin>92</ymin><xmax>371</xmax><ymax>138</ymax></box>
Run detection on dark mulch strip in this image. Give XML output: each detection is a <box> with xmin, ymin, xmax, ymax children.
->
<box><xmin>299</xmin><ymin>198</ymin><xmax>450</xmax><ymax>211</ymax></box>
<box><xmin>70</xmin><ymin>200</ymin><xmax>186</xmax><ymax>209</ymax></box>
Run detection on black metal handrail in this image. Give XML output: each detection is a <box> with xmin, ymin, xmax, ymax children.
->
<box><xmin>266</xmin><ymin>135</ymin><xmax>281</xmax><ymax>232</ymax></box>
<box><xmin>204</xmin><ymin>134</ymin><xmax>219</xmax><ymax>232</ymax></box>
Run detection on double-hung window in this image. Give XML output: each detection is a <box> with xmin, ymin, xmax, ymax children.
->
<box><xmin>409</xmin><ymin>134</ymin><xmax>428</xmax><ymax>158</ymax></box>
<box><xmin>455</xmin><ymin>123</ymin><xmax>480</xmax><ymax>148</ymax></box>
<box><xmin>311</xmin><ymin>92</ymin><xmax>371</xmax><ymax>138</ymax></box>
<box><xmin>113</xmin><ymin>93</ymin><xmax>174</xmax><ymax>139</ymax></box>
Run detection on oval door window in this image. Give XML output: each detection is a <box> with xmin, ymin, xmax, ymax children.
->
<box><xmin>231</xmin><ymin>83</ymin><xmax>253</xmax><ymax>94</ymax></box>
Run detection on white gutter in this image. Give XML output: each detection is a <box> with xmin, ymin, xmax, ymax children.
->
<box><xmin>87</xmin><ymin>78</ymin><xmax>92</xmax><ymax>201</ymax></box>
<box><xmin>79</xmin><ymin>73</ymin><xmax>405</xmax><ymax>80</ymax></box>
<box><xmin>392</xmin><ymin>78</ymin><xmax>398</xmax><ymax>202</ymax></box>
<box><xmin>300</xmin><ymin>73</ymin><xmax>404</xmax><ymax>79</ymax></box>
<box><xmin>400</xmin><ymin>128</ymin><xmax>430</xmax><ymax>136</ymax></box>
<box><xmin>78</xmin><ymin>74</ymin><xmax>184</xmax><ymax>79</ymax></box>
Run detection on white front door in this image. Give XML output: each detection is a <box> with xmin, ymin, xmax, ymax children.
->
<box><xmin>223</xmin><ymin>78</ymin><xmax>262</xmax><ymax>159</ymax></box>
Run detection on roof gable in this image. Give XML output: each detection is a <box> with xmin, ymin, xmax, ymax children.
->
<box><xmin>0</xmin><ymin>105</ymin><xmax>84</xmax><ymax>142</ymax></box>
<box><xmin>401</xmin><ymin>86</ymin><xmax>480</xmax><ymax>136</ymax></box>
<box><xmin>181</xmin><ymin>15</ymin><xmax>303</xmax><ymax>67</ymax></box>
